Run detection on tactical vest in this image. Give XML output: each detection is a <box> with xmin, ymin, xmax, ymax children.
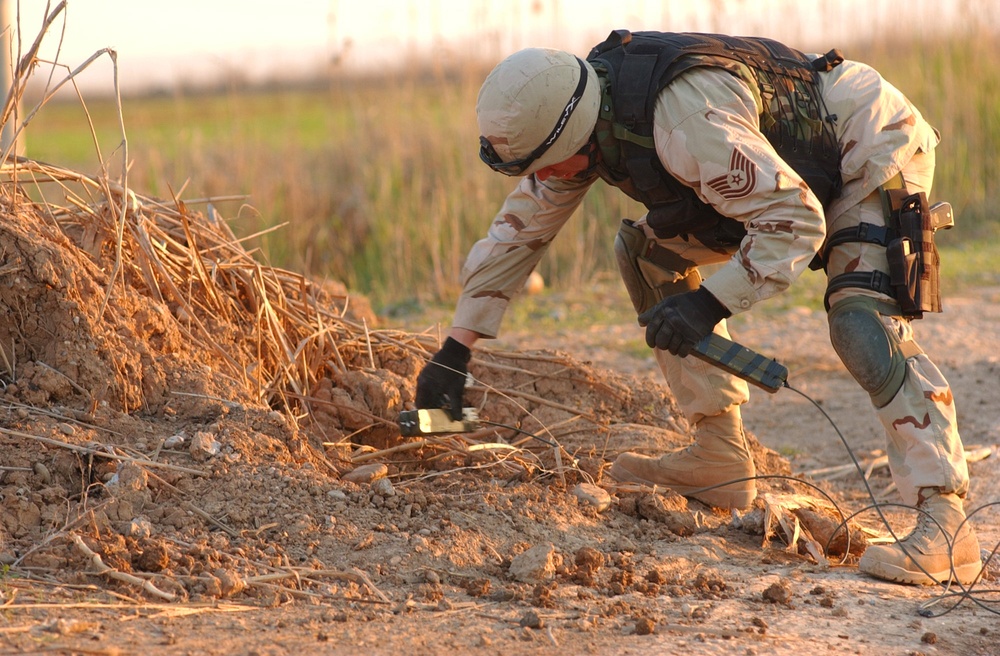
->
<box><xmin>586</xmin><ymin>30</ymin><xmax>844</xmax><ymax>244</ymax></box>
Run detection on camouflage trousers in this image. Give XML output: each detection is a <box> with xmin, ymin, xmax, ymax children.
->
<box><xmin>635</xmin><ymin>149</ymin><xmax>969</xmax><ymax>506</ymax></box>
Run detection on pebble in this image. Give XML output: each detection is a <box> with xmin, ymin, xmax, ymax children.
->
<box><xmin>634</xmin><ymin>617</ymin><xmax>655</xmax><ymax>635</ymax></box>
<box><xmin>343</xmin><ymin>463</ymin><xmax>388</xmax><ymax>484</ymax></box>
<box><xmin>189</xmin><ymin>432</ymin><xmax>221</xmax><ymax>461</ymax></box>
<box><xmin>762</xmin><ymin>581</ymin><xmax>793</xmax><ymax>604</ymax></box>
<box><xmin>508</xmin><ymin>543</ymin><xmax>557</xmax><ymax>583</ymax></box>
<box><xmin>163</xmin><ymin>433</ymin><xmax>186</xmax><ymax>449</ymax></box>
<box><xmin>373</xmin><ymin>477</ymin><xmax>395</xmax><ymax>497</ymax></box>
<box><xmin>572</xmin><ymin>483</ymin><xmax>611</xmax><ymax>511</ymax></box>
<box><xmin>519</xmin><ymin>610</ymin><xmax>544</xmax><ymax>629</ymax></box>
<box><xmin>127</xmin><ymin>517</ymin><xmax>153</xmax><ymax>539</ymax></box>
<box><xmin>32</xmin><ymin>462</ymin><xmax>51</xmax><ymax>484</ymax></box>
<box><xmin>215</xmin><ymin>568</ymin><xmax>246</xmax><ymax>597</ymax></box>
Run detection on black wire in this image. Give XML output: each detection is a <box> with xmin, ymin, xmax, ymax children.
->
<box><xmin>783</xmin><ymin>381</ymin><xmax>998</xmax><ymax>617</ymax></box>
<box><xmin>471</xmin><ymin>380</ymin><xmax>998</xmax><ymax>616</ymax></box>
<box><xmin>479</xmin><ymin>419</ymin><xmax>560</xmax><ymax>448</ymax></box>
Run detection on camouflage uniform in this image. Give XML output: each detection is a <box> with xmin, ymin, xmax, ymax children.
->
<box><xmin>453</xmin><ymin>59</ymin><xmax>968</xmax><ymax>507</ymax></box>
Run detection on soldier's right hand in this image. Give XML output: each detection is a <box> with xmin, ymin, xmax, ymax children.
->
<box><xmin>415</xmin><ymin>337</ymin><xmax>472</xmax><ymax>421</ymax></box>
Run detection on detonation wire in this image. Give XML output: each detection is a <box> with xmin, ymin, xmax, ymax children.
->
<box><xmin>782</xmin><ymin>381</ymin><xmax>999</xmax><ymax>617</ymax></box>
<box><xmin>420</xmin><ymin>349</ymin><xmax>998</xmax><ymax>616</ymax></box>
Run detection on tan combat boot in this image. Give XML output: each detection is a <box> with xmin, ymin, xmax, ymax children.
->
<box><xmin>859</xmin><ymin>488</ymin><xmax>982</xmax><ymax>585</ymax></box>
<box><xmin>608</xmin><ymin>409</ymin><xmax>756</xmax><ymax>509</ymax></box>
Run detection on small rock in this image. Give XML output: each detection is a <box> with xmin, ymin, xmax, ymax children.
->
<box><xmin>921</xmin><ymin>632</ymin><xmax>937</xmax><ymax>644</ymax></box>
<box><xmin>465</xmin><ymin>578</ymin><xmax>491</xmax><ymax>597</ymax></box>
<box><xmin>519</xmin><ymin>610</ymin><xmax>544</xmax><ymax>629</ymax></box>
<box><xmin>574</xmin><ymin>547</ymin><xmax>605</xmax><ymax>572</ymax></box>
<box><xmin>32</xmin><ymin>462</ymin><xmax>51</xmax><ymax>484</ymax></box>
<box><xmin>572</xmin><ymin>483</ymin><xmax>612</xmax><ymax>512</ymax></box>
<box><xmin>114</xmin><ymin>462</ymin><xmax>149</xmax><ymax>492</ymax></box>
<box><xmin>634</xmin><ymin>617</ymin><xmax>655</xmax><ymax>635</ymax></box>
<box><xmin>215</xmin><ymin>568</ymin><xmax>246</xmax><ymax>597</ymax></box>
<box><xmin>373</xmin><ymin>477</ymin><xmax>395</xmax><ymax>497</ymax></box>
<box><xmin>637</xmin><ymin>492</ymin><xmax>696</xmax><ymax>536</ymax></box>
<box><xmin>163</xmin><ymin>433</ymin><xmax>186</xmax><ymax>449</ymax></box>
<box><xmin>189</xmin><ymin>431</ymin><xmax>221</xmax><ymax>461</ymax></box>
<box><xmin>762</xmin><ymin>581</ymin><xmax>793</xmax><ymax>604</ymax></box>
<box><xmin>980</xmin><ymin>549</ymin><xmax>1000</xmax><ymax>581</ymax></box>
<box><xmin>127</xmin><ymin>517</ymin><xmax>152</xmax><ymax>539</ymax></box>
<box><xmin>508</xmin><ymin>543</ymin><xmax>558</xmax><ymax>583</ymax></box>
<box><xmin>343</xmin><ymin>463</ymin><xmax>388</xmax><ymax>484</ymax></box>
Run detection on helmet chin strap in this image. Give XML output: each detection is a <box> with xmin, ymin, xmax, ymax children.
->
<box><xmin>568</xmin><ymin>135</ymin><xmax>601</xmax><ymax>180</ymax></box>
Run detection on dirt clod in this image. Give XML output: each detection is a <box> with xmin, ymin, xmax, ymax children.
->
<box><xmin>634</xmin><ymin>616</ymin><xmax>655</xmax><ymax>635</ymax></box>
<box><xmin>762</xmin><ymin>581</ymin><xmax>793</xmax><ymax>604</ymax></box>
<box><xmin>519</xmin><ymin>610</ymin><xmax>544</xmax><ymax>629</ymax></box>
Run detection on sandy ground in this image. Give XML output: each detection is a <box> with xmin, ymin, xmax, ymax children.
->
<box><xmin>0</xmin><ymin>189</ymin><xmax>997</xmax><ymax>655</ymax></box>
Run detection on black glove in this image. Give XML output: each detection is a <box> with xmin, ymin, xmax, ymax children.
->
<box><xmin>415</xmin><ymin>337</ymin><xmax>472</xmax><ymax>420</ymax></box>
<box><xmin>637</xmin><ymin>287</ymin><xmax>732</xmax><ymax>357</ymax></box>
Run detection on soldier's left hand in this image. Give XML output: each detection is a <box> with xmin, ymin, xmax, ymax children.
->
<box><xmin>638</xmin><ymin>288</ymin><xmax>731</xmax><ymax>356</ymax></box>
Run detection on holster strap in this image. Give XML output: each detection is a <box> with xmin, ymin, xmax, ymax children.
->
<box><xmin>823</xmin><ymin>222</ymin><xmax>897</xmax><ymax>253</ymax></box>
<box><xmin>824</xmin><ymin>270</ymin><xmax>894</xmax><ymax>310</ymax></box>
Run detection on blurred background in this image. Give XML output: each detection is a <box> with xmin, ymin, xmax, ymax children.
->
<box><xmin>7</xmin><ymin>0</ymin><xmax>1000</xmax><ymax>313</ymax></box>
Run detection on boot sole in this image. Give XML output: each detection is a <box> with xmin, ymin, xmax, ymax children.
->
<box><xmin>608</xmin><ymin>461</ymin><xmax>756</xmax><ymax>510</ymax></box>
<box><xmin>859</xmin><ymin>557</ymin><xmax>983</xmax><ymax>586</ymax></box>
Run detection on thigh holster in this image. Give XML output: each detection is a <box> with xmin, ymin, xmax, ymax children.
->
<box><xmin>613</xmin><ymin>219</ymin><xmax>700</xmax><ymax>315</ymax></box>
<box><xmin>819</xmin><ymin>176</ymin><xmax>953</xmax><ymax>318</ymax></box>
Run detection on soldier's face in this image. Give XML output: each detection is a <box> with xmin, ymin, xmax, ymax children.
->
<box><xmin>535</xmin><ymin>154</ymin><xmax>591</xmax><ymax>181</ymax></box>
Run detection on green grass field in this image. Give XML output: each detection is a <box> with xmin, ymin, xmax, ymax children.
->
<box><xmin>19</xmin><ymin>36</ymin><xmax>1000</xmax><ymax>316</ymax></box>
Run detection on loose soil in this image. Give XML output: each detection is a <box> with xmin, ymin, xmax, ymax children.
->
<box><xmin>0</xmin><ymin>174</ymin><xmax>997</xmax><ymax>656</ymax></box>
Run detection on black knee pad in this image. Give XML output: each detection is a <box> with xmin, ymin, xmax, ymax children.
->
<box><xmin>827</xmin><ymin>296</ymin><xmax>909</xmax><ymax>408</ymax></box>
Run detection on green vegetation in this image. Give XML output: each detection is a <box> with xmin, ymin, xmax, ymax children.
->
<box><xmin>20</xmin><ymin>36</ymin><xmax>1000</xmax><ymax>315</ymax></box>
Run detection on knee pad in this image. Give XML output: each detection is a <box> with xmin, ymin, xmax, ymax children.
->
<box><xmin>614</xmin><ymin>219</ymin><xmax>700</xmax><ymax>315</ymax></box>
<box><xmin>827</xmin><ymin>296</ymin><xmax>915</xmax><ymax>408</ymax></box>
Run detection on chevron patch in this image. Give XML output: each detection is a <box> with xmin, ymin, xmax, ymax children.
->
<box><xmin>707</xmin><ymin>148</ymin><xmax>758</xmax><ymax>200</ymax></box>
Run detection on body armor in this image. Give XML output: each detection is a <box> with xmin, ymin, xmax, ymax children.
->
<box><xmin>586</xmin><ymin>30</ymin><xmax>843</xmax><ymax>244</ymax></box>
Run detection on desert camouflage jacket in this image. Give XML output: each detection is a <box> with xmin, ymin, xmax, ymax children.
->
<box><xmin>452</xmin><ymin>59</ymin><xmax>939</xmax><ymax>338</ymax></box>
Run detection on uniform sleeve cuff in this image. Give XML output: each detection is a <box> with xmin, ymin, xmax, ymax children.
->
<box><xmin>700</xmin><ymin>260</ymin><xmax>759</xmax><ymax>315</ymax></box>
<box><xmin>452</xmin><ymin>295</ymin><xmax>505</xmax><ymax>339</ymax></box>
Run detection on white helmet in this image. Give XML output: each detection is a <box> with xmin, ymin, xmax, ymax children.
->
<box><xmin>477</xmin><ymin>48</ymin><xmax>600</xmax><ymax>177</ymax></box>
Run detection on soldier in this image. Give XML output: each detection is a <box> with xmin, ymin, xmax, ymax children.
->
<box><xmin>414</xmin><ymin>30</ymin><xmax>980</xmax><ymax>586</ymax></box>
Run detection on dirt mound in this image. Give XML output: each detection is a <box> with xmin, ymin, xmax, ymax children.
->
<box><xmin>0</xmin><ymin>159</ymin><xmax>795</xmax><ymax>602</ymax></box>
<box><xmin>5</xmin><ymin>161</ymin><xmax>994</xmax><ymax>655</ymax></box>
